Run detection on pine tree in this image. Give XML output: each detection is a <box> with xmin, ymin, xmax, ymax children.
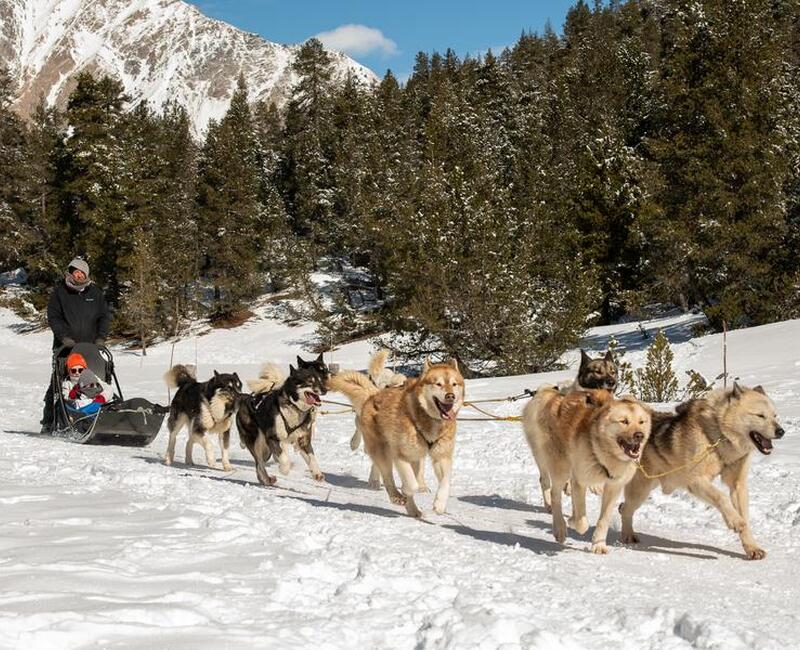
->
<box><xmin>118</xmin><ymin>228</ymin><xmax>159</xmax><ymax>354</ymax></box>
<box><xmin>197</xmin><ymin>75</ymin><xmax>266</xmax><ymax>318</ymax></box>
<box><xmin>635</xmin><ymin>330</ymin><xmax>679</xmax><ymax>402</ymax></box>
<box><xmin>59</xmin><ymin>72</ymin><xmax>129</xmax><ymax>297</ymax></box>
<box><xmin>281</xmin><ymin>39</ymin><xmax>336</xmax><ymax>243</ymax></box>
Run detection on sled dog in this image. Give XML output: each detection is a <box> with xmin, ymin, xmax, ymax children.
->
<box><xmin>620</xmin><ymin>383</ymin><xmax>784</xmax><ymax>560</ymax></box>
<box><xmin>561</xmin><ymin>349</ymin><xmax>618</xmax><ymax>394</ymax></box>
<box><xmin>349</xmin><ymin>349</ymin><xmax>413</xmax><ymax>487</ymax></box>
<box><xmin>329</xmin><ymin>358</ymin><xmax>464</xmax><ymax>518</ymax></box>
<box><xmin>236</xmin><ymin>361</ymin><xmax>327</xmax><ymax>485</ymax></box>
<box><xmin>164</xmin><ymin>365</ymin><xmax>242</xmax><ymax>470</ymax></box>
<box><xmin>523</xmin><ymin>386</ymin><xmax>651</xmax><ymax>553</ymax></box>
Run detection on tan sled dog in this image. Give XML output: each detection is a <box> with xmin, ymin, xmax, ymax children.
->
<box><xmin>329</xmin><ymin>359</ymin><xmax>464</xmax><ymax>518</ymax></box>
<box><xmin>523</xmin><ymin>386</ymin><xmax>651</xmax><ymax>553</ymax></box>
<box><xmin>620</xmin><ymin>383</ymin><xmax>784</xmax><ymax>560</ymax></box>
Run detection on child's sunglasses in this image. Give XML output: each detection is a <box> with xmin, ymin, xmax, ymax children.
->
<box><xmin>69</xmin><ymin>367</ymin><xmax>85</xmax><ymax>375</ymax></box>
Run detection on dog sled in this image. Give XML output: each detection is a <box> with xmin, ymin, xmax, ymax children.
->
<box><xmin>48</xmin><ymin>343</ymin><xmax>168</xmax><ymax>445</ymax></box>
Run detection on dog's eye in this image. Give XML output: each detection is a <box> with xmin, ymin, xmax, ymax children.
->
<box><xmin>621</xmin><ymin>418</ymin><xmax>629</xmax><ymax>425</ymax></box>
<box><xmin>756</xmin><ymin>413</ymin><xmax>766</xmax><ymax>419</ymax></box>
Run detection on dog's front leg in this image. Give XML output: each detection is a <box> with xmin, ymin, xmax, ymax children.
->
<box><xmin>219</xmin><ymin>429</ymin><xmax>233</xmax><ymax>471</ymax></box>
<box><xmin>687</xmin><ymin>478</ymin><xmax>764</xmax><ymax>560</ymax></box>
<box><xmin>297</xmin><ymin>435</ymin><xmax>324</xmax><ymax>481</ymax></box>
<box><xmin>200</xmin><ymin>433</ymin><xmax>219</xmax><ymax>469</ymax></box>
<box><xmin>414</xmin><ymin>459</ymin><xmax>430</xmax><ymax>493</ymax></box>
<box><xmin>394</xmin><ymin>459</ymin><xmax>422</xmax><ymax>518</ymax></box>
<box><xmin>568</xmin><ymin>475</ymin><xmax>589</xmax><ymax>535</ymax></box>
<box><xmin>549</xmin><ymin>474</ymin><xmax>568</xmax><ymax>544</ymax></box>
<box><xmin>367</xmin><ymin>463</ymin><xmax>382</xmax><ymax>489</ymax></box>
<box><xmin>590</xmin><ymin>482</ymin><xmax>623</xmax><ymax>554</ymax></box>
<box><xmin>619</xmin><ymin>474</ymin><xmax>656</xmax><ymax>544</ymax></box>
<box><xmin>431</xmin><ymin>456</ymin><xmax>452</xmax><ymax>514</ymax></box>
<box><xmin>276</xmin><ymin>441</ymin><xmax>292</xmax><ymax>475</ymax></box>
<box><xmin>720</xmin><ymin>458</ymin><xmax>765</xmax><ymax>560</ymax></box>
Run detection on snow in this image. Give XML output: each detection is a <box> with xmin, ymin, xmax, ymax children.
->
<box><xmin>1</xmin><ymin>304</ymin><xmax>799</xmax><ymax>648</ymax></box>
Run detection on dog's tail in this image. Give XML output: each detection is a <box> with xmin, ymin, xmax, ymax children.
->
<box><xmin>248</xmin><ymin>363</ymin><xmax>285</xmax><ymax>395</ymax></box>
<box><xmin>328</xmin><ymin>370</ymin><xmax>380</xmax><ymax>415</ymax></box>
<box><xmin>164</xmin><ymin>364</ymin><xmax>196</xmax><ymax>389</ymax></box>
<box><xmin>368</xmin><ymin>349</ymin><xmax>390</xmax><ymax>382</ymax></box>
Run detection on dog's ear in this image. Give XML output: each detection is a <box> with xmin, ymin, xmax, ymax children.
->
<box><xmin>604</xmin><ymin>349</ymin><xmax>615</xmax><ymax>363</ymax></box>
<box><xmin>289</xmin><ymin>364</ymin><xmax>296</xmax><ymax>374</ymax></box>
<box><xmin>422</xmin><ymin>357</ymin><xmax>431</xmax><ymax>373</ymax></box>
<box><xmin>296</xmin><ymin>355</ymin><xmax>306</xmax><ymax>368</ymax></box>
<box><xmin>753</xmin><ymin>385</ymin><xmax>766</xmax><ymax>395</ymax></box>
<box><xmin>448</xmin><ymin>358</ymin><xmax>459</xmax><ymax>371</ymax></box>
<box><xmin>731</xmin><ymin>382</ymin><xmax>744</xmax><ymax>400</ymax></box>
<box><xmin>315</xmin><ymin>352</ymin><xmax>324</xmax><ymax>364</ymax></box>
<box><xmin>580</xmin><ymin>349</ymin><xmax>591</xmax><ymax>367</ymax></box>
<box><xmin>233</xmin><ymin>372</ymin><xmax>241</xmax><ymax>387</ymax></box>
<box><xmin>214</xmin><ymin>370</ymin><xmax>220</xmax><ymax>378</ymax></box>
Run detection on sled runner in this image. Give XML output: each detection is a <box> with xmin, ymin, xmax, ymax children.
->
<box><xmin>49</xmin><ymin>343</ymin><xmax>167</xmax><ymax>445</ymax></box>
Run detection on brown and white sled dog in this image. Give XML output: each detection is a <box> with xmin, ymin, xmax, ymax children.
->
<box><xmin>329</xmin><ymin>359</ymin><xmax>464</xmax><ymax>518</ymax></box>
<box><xmin>349</xmin><ymin>348</ymin><xmax>413</xmax><ymax>488</ymax></box>
<box><xmin>523</xmin><ymin>386</ymin><xmax>651</xmax><ymax>553</ymax></box>
<box><xmin>164</xmin><ymin>365</ymin><xmax>242</xmax><ymax>470</ymax></box>
<box><xmin>620</xmin><ymin>383</ymin><xmax>785</xmax><ymax>560</ymax></box>
<box><xmin>237</xmin><ymin>362</ymin><xmax>327</xmax><ymax>484</ymax></box>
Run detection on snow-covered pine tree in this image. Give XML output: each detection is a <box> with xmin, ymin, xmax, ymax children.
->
<box><xmin>196</xmin><ymin>75</ymin><xmax>265</xmax><ymax>319</ymax></box>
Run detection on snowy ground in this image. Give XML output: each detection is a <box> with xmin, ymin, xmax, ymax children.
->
<box><xmin>1</xmin><ymin>305</ymin><xmax>799</xmax><ymax>649</ymax></box>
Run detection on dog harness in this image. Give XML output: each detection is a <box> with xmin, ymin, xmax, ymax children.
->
<box><xmin>279</xmin><ymin>404</ymin><xmax>313</xmax><ymax>435</ymax></box>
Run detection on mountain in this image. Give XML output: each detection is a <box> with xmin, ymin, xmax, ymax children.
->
<box><xmin>0</xmin><ymin>0</ymin><xmax>377</xmax><ymax>136</ymax></box>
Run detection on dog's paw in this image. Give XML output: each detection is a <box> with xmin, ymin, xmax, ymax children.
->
<box><xmin>620</xmin><ymin>531</ymin><xmax>639</xmax><ymax>544</ymax></box>
<box><xmin>553</xmin><ymin>518</ymin><xmax>567</xmax><ymax>544</ymax></box>
<box><xmin>433</xmin><ymin>498</ymin><xmax>447</xmax><ymax>515</ymax></box>
<box><xmin>405</xmin><ymin>502</ymin><xmax>423</xmax><ymax>518</ymax></box>
<box><xmin>164</xmin><ymin>456</ymin><xmax>173</xmax><ymax>466</ymax></box>
<box><xmin>590</xmin><ymin>541</ymin><xmax>610</xmax><ymax>554</ymax></box>
<box><xmin>390</xmin><ymin>493</ymin><xmax>407</xmax><ymax>505</ymax></box>
<box><xmin>727</xmin><ymin>515</ymin><xmax>747</xmax><ymax>533</ymax></box>
<box><xmin>569</xmin><ymin>515</ymin><xmax>590</xmax><ymax>535</ymax></box>
<box><xmin>744</xmin><ymin>545</ymin><xmax>767</xmax><ymax>560</ymax></box>
<box><xmin>312</xmin><ymin>472</ymin><xmax>325</xmax><ymax>482</ymax></box>
<box><xmin>279</xmin><ymin>462</ymin><xmax>291</xmax><ymax>476</ymax></box>
<box><xmin>222</xmin><ymin>463</ymin><xmax>233</xmax><ymax>472</ymax></box>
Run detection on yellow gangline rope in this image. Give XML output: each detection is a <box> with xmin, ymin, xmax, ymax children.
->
<box><xmin>635</xmin><ymin>439</ymin><xmax>722</xmax><ymax>479</ymax></box>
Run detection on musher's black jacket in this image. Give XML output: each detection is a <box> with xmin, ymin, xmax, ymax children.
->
<box><xmin>47</xmin><ymin>281</ymin><xmax>111</xmax><ymax>349</ymax></box>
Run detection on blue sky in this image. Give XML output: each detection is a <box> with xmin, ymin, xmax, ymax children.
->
<box><xmin>188</xmin><ymin>1</ymin><xmax>577</xmax><ymax>81</ymax></box>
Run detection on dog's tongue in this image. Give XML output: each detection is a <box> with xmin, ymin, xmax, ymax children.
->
<box><xmin>305</xmin><ymin>392</ymin><xmax>320</xmax><ymax>406</ymax></box>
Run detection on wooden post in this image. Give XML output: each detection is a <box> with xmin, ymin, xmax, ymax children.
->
<box><xmin>722</xmin><ymin>320</ymin><xmax>728</xmax><ymax>389</ymax></box>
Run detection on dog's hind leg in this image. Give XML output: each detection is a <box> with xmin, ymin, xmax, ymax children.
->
<box><xmin>414</xmin><ymin>459</ymin><xmax>430</xmax><ymax>493</ymax></box>
<box><xmin>619</xmin><ymin>474</ymin><xmax>655</xmax><ymax>544</ymax></box>
<box><xmin>252</xmin><ymin>436</ymin><xmax>276</xmax><ymax>486</ymax></box>
<box><xmin>568</xmin><ymin>476</ymin><xmax>590</xmax><ymax>535</ymax></box>
<box><xmin>165</xmin><ymin>413</ymin><xmax>184</xmax><ymax>465</ymax></box>
<box><xmin>350</xmin><ymin>422</ymin><xmax>362</xmax><ymax>451</ymax></box>
<box><xmin>431</xmin><ymin>456</ymin><xmax>452</xmax><ymax>515</ymax></box>
<box><xmin>367</xmin><ymin>463</ymin><xmax>382</xmax><ymax>489</ymax></box>
<box><xmin>688</xmin><ymin>476</ymin><xmax>765</xmax><ymax>560</ymax></box>
<box><xmin>590</xmin><ymin>482</ymin><xmax>623</xmax><ymax>554</ymax></box>
<box><xmin>297</xmin><ymin>435</ymin><xmax>324</xmax><ymax>481</ymax></box>
<box><xmin>395</xmin><ymin>459</ymin><xmax>422</xmax><ymax>518</ymax></box>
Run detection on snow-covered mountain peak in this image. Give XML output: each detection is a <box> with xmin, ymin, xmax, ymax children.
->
<box><xmin>0</xmin><ymin>0</ymin><xmax>377</xmax><ymax>136</ymax></box>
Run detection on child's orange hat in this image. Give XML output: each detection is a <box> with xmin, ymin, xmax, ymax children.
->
<box><xmin>66</xmin><ymin>352</ymin><xmax>88</xmax><ymax>370</ymax></box>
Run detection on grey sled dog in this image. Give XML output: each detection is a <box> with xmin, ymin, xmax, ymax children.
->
<box><xmin>620</xmin><ymin>383</ymin><xmax>785</xmax><ymax>560</ymax></box>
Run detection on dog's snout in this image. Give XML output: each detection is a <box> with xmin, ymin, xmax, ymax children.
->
<box><xmin>775</xmin><ymin>426</ymin><xmax>785</xmax><ymax>439</ymax></box>
<box><xmin>605</xmin><ymin>379</ymin><xmax>617</xmax><ymax>388</ymax></box>
<box><xmin>633</xmin><ymin>431</ymin><xmax>644</xmax><ymax>442</ymax></box>
<box><xmin>444</xmin><ymin>392</ymin><xmax>455</xmax><ymax>402</ymax></box>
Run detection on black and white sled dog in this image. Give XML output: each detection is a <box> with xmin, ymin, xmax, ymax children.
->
<box><xmin>236</xmin><ymin>356</ymin><xmax>328</xmax><ymax>486</ymax></box>
<box><xmin>164</xmin><ymin>365</ymin><xmax>242</xmax><ymax>470</ymax></box>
